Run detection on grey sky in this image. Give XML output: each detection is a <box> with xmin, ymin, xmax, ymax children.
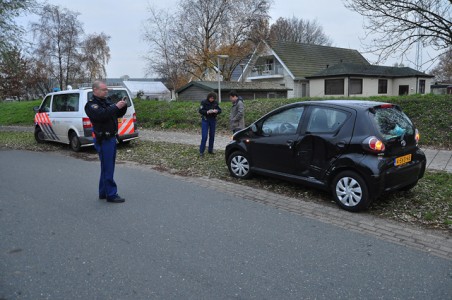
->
<box><xmin>23</xmin><ymin>0</ymin><xmax>434</xmax><ymax>78</ymax></box>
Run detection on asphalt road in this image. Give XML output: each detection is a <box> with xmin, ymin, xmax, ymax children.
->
<box><xmin>1</xmin><ymin>150</ymin><xmax>451</xmax><ymax>299</ymax></box>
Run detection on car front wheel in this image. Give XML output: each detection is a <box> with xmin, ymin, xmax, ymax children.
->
<box><xmin>331</xmin><ymin>171</ymin><xmax>371</xmax><ymax>212</ymax></box>
<box><xmin>34</xmin><ymin>127</ymin><xmax>45</xmax><ymax>143</ymax></box>
<box><xmin>227</xmin><ymin>151</ymin><xmax>252</xmax><ymax>179</ymax></box>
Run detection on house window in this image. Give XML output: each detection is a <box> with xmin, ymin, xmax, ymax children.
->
<box><xmin>349</xmin><ymin>78</ymin><xmax>363</xmax><ymax>95</ymax></box>
<box><xmin>378</xmin><ymin>79</ymin><xmax>388</xmax><ymax>94</ymax></box>
<box><xmin>325</xmin><ymin>79</ymin><xmax>344</xmax><ymax>95</ymax></box>
<box><xmin>419</xmin><ymin>79</ymin><xmax>426</xmax><ymax>94</ymax></box>
<box><xmin>266</xmin><ymin>58</ymin><xmax>273</xmax><ymax>71</ymax></box>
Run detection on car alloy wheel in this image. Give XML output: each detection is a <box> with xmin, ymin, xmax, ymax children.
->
<box><xmin>228</xmin><ymin>151</ymin><xmax>251</xmax><ymax>179</ymax></box>
<box><xmin>332</xmin><ymin>171</ymin><xmax>370</xmax><ymax>212</ymax></box>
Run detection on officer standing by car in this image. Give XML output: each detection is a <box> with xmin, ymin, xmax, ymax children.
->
<box><xmin>85</xmin><ymin>80</ymin><xmax>127</xmax><ymax>203</ymax></box>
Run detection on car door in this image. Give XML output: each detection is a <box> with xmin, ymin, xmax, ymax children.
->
<box><xmin>294</xmin><ymin>106</ymin><xmax>354</xmax><ymax>180</ymax></box>
<box><xmin>35</xmin><ymin>95</ymin><xmax>59</xmax><ymax>141</ymax></box>
<box><xmin>247</xmin><ymin>105</ymin><xmax>305</xmax><ymax>174</ymax></box>
<box><xmin>51</xmin><ymin>93</ymin><xmax>80</xmax><ymax>143</ymax></box>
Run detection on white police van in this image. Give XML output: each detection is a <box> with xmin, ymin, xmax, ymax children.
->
<box><xmin>33</xmin><ymin>86</ymin><xmax>138</xmax><ymax>151</ymax></box>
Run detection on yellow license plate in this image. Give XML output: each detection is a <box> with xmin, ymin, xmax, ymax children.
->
<box><xmin>395</xmin><ymin>154</ymin><xmax>412</xmax><ymax>166</ymax></box>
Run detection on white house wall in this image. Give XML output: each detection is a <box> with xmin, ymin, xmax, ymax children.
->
<box><xmin>308</xmin><ymin>77</ymin><xmax>433</xmax><ymax>97</ymax></box>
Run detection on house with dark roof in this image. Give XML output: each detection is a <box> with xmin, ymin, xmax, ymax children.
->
<box><xmin>241</xmin><ymin>41</ymin><xmax>370</xmax><ymax>98</ymax></box>
<box><xmin>176</xmin><ymin>81</ymin><xmax>291</xmax><ymax>101</ymax></box>
<box><xmin>306</xmin><ymin>63</ymin><xmax>434</xmax><ymax>97</ymax></box>
<box><xmin>240</xmin><ymin>41</ymin><xmax>433</xmax><ymax>98</ymax></box>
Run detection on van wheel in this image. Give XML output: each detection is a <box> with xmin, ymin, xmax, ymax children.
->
<box><xmin>331</xmin><ymin>171</ymin><xmax>371</xmax><ymax>212</ymax></box>
<box><xmin>227</xmin><ymin>151</ymin><xmax>252</xmax><ymax>179</ymax></box>
<box><xmin>69</xmin><ymin>132</ymin><xmax>81</xmax><ymax>152</ymax></box>
<box><xmin>34</xmin><ymin>127</ymin><xmax>45</xmax><ymax>143</ymax></box>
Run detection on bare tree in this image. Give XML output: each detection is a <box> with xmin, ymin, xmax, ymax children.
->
<box><xmin>430</xmin><ymin>48</ymin><xmax>452</xmax><ymax>82</ymax></box>
<box><xmin>0</xmin><ymin>0</ymin><xmax>37</xmax><ymax>55</ymax></box>
<box><xmin>81</xmin><ymin>33</ymin><xmax>111</xmax><ymax>81</ymax></box>
<box><xmin>344</xmin><ymin>0</ymin><xmax>452</xmax><ymax>66</ymax></box>
<box><xmin>269</xmin><ymin>17</ymin><xmax>332</xmax><ymax>46</ymax></box>
<box><xmin>31</xmin><ymin>4</ymin><xmax>84</xmax><ymax>90</ymax></box>
<box><xmin>144</xmin><ymin>0</ymin><xmax>272</xmax><ymax>88</ymax></box>
<box><xmin>143</xmin><ymin>7</ymin><xmax>189</xmax><ymax>91</ymax></box>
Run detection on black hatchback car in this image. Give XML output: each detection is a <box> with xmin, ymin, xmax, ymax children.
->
<box><xmin>225</xmin><ymin>100</ymin><xmax>426</xmax><ymax>212</ymax></box>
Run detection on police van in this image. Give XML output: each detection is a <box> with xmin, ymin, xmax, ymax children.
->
<box><xmin>33</xmin><ymin>86</ymin><xmax>138</xmax><ymax>151</ymax></box>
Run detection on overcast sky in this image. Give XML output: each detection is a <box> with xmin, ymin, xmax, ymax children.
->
<box><xmin>20</xmin><ymin>0</ymin><xmax>433</xmax><ymax>78</ymax></box>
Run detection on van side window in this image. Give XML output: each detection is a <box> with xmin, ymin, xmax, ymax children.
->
<box><xmin>52</xmin><ymin>93</ymin><xmax>80</xmax><ymax>112</ymax></box>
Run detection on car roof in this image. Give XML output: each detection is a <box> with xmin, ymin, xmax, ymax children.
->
<box><xmin>294</xmin><ymin>100</ymin><xmax>392</xmax><ymax>111</ymax></box>
<box><xmin>45</xmin><ymin>87</ymin><xmax>127</xmax><ymax>96</ymax></box>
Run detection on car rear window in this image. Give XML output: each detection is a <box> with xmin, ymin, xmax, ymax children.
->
<box><xmin>372</xmin><ymin>106</ymin><xmax>414</xmax><ymax>140</ymax></box>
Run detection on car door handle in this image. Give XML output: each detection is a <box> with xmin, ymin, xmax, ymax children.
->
<box><xmin>287</xmin><ymin>140</ymin><xmax>294</xmax><ymax>149</ymax></box>
<box><xmin>336</xmin><ymin>141</ymin><xmax>346</xmax><ymax>149</ymax></box>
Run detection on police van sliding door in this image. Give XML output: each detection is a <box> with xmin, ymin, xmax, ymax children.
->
<box><xmin>50</xmin><ymin>93</ymin><xmax>80</xmax><ymax>143</ymax></box>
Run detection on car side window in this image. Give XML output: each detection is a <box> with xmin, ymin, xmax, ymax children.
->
<box><xmin>262</xmin><ymin>107</ymin><xmax>304</xmax><ymax>136</ymax></box>
<box><xmin>307</xmin><ymin>107</ymin><xmax>348</xmax><ymax>133</ymax></box>
<box><xmin>40</xmin><ymin>96</ymin><xmax>51</xmax><ymax>112</ymax></box>
<box><xmin>52</xmin><ymin>93</ymin><xmax>80</xmax><ymax>112</ymax></box>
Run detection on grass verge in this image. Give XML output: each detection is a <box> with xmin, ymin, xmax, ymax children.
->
<box><xmin>1</xmin><ymin>131</ymin><xmax>451</xmax><ymax>232</ymax></box>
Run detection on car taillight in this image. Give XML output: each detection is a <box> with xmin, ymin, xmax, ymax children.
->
<box><xmin>82</xmin><ymin>117</ymin><xmax>92</xmax><ymax>128</ymax></box>
<box><xmin>133</xmin><ymin>113</ymin><xmax>137</xmax><ymax>123</ymax></box>
<box><xmin>362</xmin><ymin>136</ymin><xmax>385</xmax><ymax>153</ymax></box>
<box><xmin>415</xmin><ymin>129</ymin><xmax>420</xmax><ymax>144</ymax></box>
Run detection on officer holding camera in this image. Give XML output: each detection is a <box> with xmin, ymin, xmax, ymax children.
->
<box><xmin>85</xmin><ymin>80</ymin><xmax>127</xmax><ymax>203</ymax></box>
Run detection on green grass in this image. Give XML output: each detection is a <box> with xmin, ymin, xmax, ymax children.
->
<box><xmin>0</xmin><ymin>100</ymin><xmax>41</xmax><ymax>125</ymax></box>
<box><xmin>3</xmin><ymin>94</ymin><xmax>450</xmax><ymax>148</ymax></box>
<box><xmin>1</xmin><ymin>131</ymin><xmax>451</xmax><ymax>231</ymax></box>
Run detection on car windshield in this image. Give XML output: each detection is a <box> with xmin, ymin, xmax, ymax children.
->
<box><xmin>372</xmin><ymin>107</ymin><xmax>414</xmax><ymax>140</ymax></box>
<box><xmin>88</xmin><ymin>90</ymin><xmax>131</xmax><ymax>106</ymax></box>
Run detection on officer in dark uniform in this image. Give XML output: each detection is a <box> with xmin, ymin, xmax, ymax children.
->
<box><xmin>198</xmin><ymin>92</ymin><xmax>222</xmax><ymax>156</ymax></box>
<box><xmin>85</xmin><ymin>80</ymin><xmax>127</xmax><ymax>203</ymax></box>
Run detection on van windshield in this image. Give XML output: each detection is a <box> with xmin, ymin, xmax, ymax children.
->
<box><xmin>88</xmin><ymin>90</ymin><xmax>131</xmax><ymax>106</ymax></box>
<box><xmin>372</xmin><ymin>107</ymin><xmax>414</xmax><ymax>140</ymax></box>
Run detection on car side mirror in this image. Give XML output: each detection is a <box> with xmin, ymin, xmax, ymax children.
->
<box><xmin>33</xmin><ymin>106</ymin><xmax>40</xmax><ymax>113</ymax></box>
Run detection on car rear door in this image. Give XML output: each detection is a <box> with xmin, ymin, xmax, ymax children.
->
<box><xmin>294</xmin><ymin>105</ymin><xmax>354</xmax><ymax>180</ymax></box>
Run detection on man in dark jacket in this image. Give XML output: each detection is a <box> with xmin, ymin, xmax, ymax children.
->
<box><xmin>85</xmin><ymin>80</ymin><xmax>127</xmax><ymax>203</ymax></box>
<box><xmin>198</xmin><ymin>92</ymin><xmax>222</xmax><ymax>156</ymax></box>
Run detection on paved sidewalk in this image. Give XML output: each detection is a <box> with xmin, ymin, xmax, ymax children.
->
<box><xmin>139</xmin><ymin>129</ymin><xmax>452</xmax><ymax>173</ymax></box>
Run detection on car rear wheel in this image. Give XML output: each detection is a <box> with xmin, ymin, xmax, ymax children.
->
<box><xmin>69</xmin><ymin>132</ymin><xmax>81</xmax><ymax>152</ymax></box>
<box><xmin>332</xmin><ymin>171</ymin><xmax>370</xmax><ymax>212</ymax></box>
<box><xmin>228</xmin><ymin>151</ymin><xmax>252</xmax><ymax>179</ymax></box>
<box><xmin>34</xmin><ymin>127</ymin><xmax>45</xmax><ymax>143</ymax></box>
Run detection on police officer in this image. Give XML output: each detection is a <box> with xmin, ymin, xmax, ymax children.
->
<box><xmin>85</xmin><ymin>80</ymin><xmax>127</xmax><ymax>203</ymax></box>
<box><xmin>198</xmin><ymin>92</ymin><xmax>222</xmax><ymax>156</ymax></box>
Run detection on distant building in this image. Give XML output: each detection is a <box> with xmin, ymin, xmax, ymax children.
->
<box><xmin>121</xmin><ymin>80</ymin><xmax>171</xmax><ymax>100</ymax></box>
<box><xmin>176</xmin><ymin>81</ymin><xmax>291</xmax><ymax>101</ymax></box>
